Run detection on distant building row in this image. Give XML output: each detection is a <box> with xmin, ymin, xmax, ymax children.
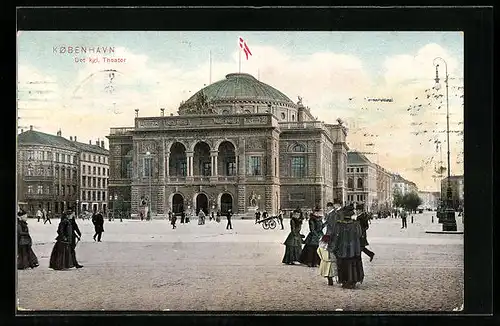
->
<box><xmin>17</xmin><ymin>126</ymin><xmax>109</xmax><ymax>216</ymax></box>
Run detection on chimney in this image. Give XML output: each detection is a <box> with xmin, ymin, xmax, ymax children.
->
<box><xmin>95</xmin><ymin>140</ymin><xmax>99</xmax><ymax>146</ymax></box>
<box><xmin>160</xmin><ymin>108</ymin><xmax>165</xmax><ymax>116</ymax></box>
<box><xmin>135</xmin><ymin>109</ymin><xmax>139</xmax><ymax>117</ymax></box>
<box><xmin>101</xmin><ymin>141</ymin><xmax>104</xmax><ymax>148</ymax></box>
<box><xmin>57</xmin><ymin>129</ymin><xmax>61</xmax><ymax>137</ymax></box>
<box><xmin>89</xmin><ymin>140</ymin><xmax>92</xmax><ymax>145</ymax></box>
<box><xmin>30</xmin><ymin>125</ymin><xmax>33</xmax><ymax>131</ymax></box>
<box><xmin>70</xmin><ymin>136</ymin><xmax>73</xmax><ymax>141</ymax></box>
<box><xmin>74</xmin><ymin>136</ymin><xmax>77</xmax><ymax>142</ymax></box>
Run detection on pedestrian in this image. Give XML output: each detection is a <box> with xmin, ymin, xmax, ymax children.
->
<box><xmin>330</xmin><ymin>204</ymin><xmax>364</xmax><ymax>289</ymax></box>
<box><xmin>411</xmin><ymin>214</ymin><xmax>414</xmax><ymax>224</ymax></box>
<box><xmin>168</xmin><ymin>210</ymin><xmax>172</xmax><ymax>222</ymax></box>
<box><xmin>299</xmin><ymin>208</ymin><xmax>323</xmax><ymax>267</ymax></box>
<box><xmin>198</xmin><ymin>210</ymin><xmax>206</xmax><ymax>225</ymax></box>
<box><xmin>49</xmin><ymin>210</ymin><xmax>83</xmax><ymax>270</ymax></box>
<box><xmin>216</xmin><ymin>211</ymin><xmax>221</xmax><ymax>223</ymax></box>
<box><xmin>210</xmin><ymin>211</ymin><xmax>214</xmax><ymax>222</ymax></box>
<box><xmin>356</xmin><ymin>208</ymin><xmax>375</xmax><ymax>262</ymax></box>
<box><xmin>317</xmin><ymin>234</ymin><xmax>337</xmax><ymax>286</ymax></box>
<box><xmin>401</xmin><ymin>209</ymin><xmax>408</xmax><ymax>229</ymax></box>
<box><xmin>185</xmin><ymin>211</ymin><xmax>190</xmax><ymax>223</ymax></box>
<box><xmin>171</xmin><ymin>213</ymin><xmax>177</xmax><ymax>229</ymax></box>
<box><xmin>282</xmin><ymin>209</ymin><xmax>303</xmax><ymax>265</ymax></box>
<box><xmin>44</xmin><ymin>209</ymin><xmax>52</xmax><ymax>224</ymax></box>
<box><xmin>278</xmin><ymin>210</ymin><xmax>284</xmax><ymax>230</ymax></box>
<box><xmin>180</xmin><ymin>211</ymin><xmax>185</xmax><ymax>224</ymax></box>
<box><xmin>92</xmin><ymin>211</ymin><xmax>104</xmax><ymax>242</ymax></box>
<box><xmin>431</xmin><ymin>215</ymin><xmax>434</xmax><ymax>223</ymax></box>
<box><xmin>255</xmin><ymin>210</ymin><xmax>261</xmax><ymax>224</ymax></box>
<box><xmin>36</xmin><ymin>207</ymin><xmax>43</xmax><ymax>222</ymax></box>
<box><xmin>323</xmin><ymin>199</ymin><xmax>342</xmax><ymax>240</ymax></box>
<box><xmin>226</xmin><ymin>209</ymin><xmax>233</xmax><ymax>230</ymax></box>
<box><xmin>17</xmin><ymin>209</ymin><xmax>39</xmax><ymax>270</ymax></box>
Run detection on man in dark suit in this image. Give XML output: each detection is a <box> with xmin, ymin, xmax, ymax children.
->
<box><xmin>323</xmin><ymin>199</ymin><xmax>343</xmax><ymax>252</ymax></box>
<box><xmin>67</xmin><ymin>210</ymin><xmax>83</xmax><ymax>268</ymax></box>
<box><xmin>226</xmin><ymin>209</ymin><xmax>233</xmax><ymax>230</ymax></box>
<box><xmin>92</xmin><ymin>211</ymin><xmax>105</xmax><ymax>242</ymax></box>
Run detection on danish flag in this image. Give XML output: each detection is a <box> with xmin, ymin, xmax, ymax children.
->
<box><xmin>239</xmin><ymin>37</ymin><xmax>252</xmax><ymax>60</ymax></box>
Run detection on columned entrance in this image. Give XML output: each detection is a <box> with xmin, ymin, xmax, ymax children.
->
<box><xmin>220</xmin><ymin>193</ymin><xmax>233</xmax><ymax>214</ymax></box>
<box><xmin>172</xmin><ymin>194</ymin><xmax>184</xmax><ymax>214</ymax></box>
<box><xmin>196</xmin><ymin>193</ymin><xmax>208</xmax><ymax>215</ymax></box>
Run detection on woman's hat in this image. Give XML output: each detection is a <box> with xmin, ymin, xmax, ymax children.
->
<box><xmin>320</xmin><ymin>234</ymin><xmax>331</xmax><ymax>242</ymax></box>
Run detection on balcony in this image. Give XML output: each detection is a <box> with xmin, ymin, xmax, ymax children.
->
<box><xmin>109</xmin><ymin>127</ymin><xmax>135</xmax><ymax>135</ymax></box>
<box><xmin>24</xmin><ymin>193</ymin><xmax>52</xmax><ymax>200</ymax></box>
<box><xmin>24</xmin><ymin>175</ymin><xmax>54</xmax><ymax>182</ymax></box>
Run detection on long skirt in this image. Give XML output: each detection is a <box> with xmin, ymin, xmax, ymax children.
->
<box><xmin>282</xmin><ymin>245</ymin><xmax>301</xmax><ymax>264</ymax></box>
<box><xmin>337</xmin><ymin>256</ymin><xmax>364</xmax><ymax>285</ymax></box>
<box><xmin>299</xmin><ymin>244</ymin><xmax>321</xmax><ymax>267</ymax></box>
<box><xmin>49</xmin><ymin>241</ymin><xmax>75</xmax><ymax>270</ymax></box>
<box><xmin>17</xmin><ymin>245</ymin><xmax>39</xmax><ymax>269</ymax></box>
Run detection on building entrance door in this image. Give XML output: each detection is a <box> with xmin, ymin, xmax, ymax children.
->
<box><xmin>196</xmin><ymin>193</ymin><xmax>208</xmax><ymax>215</ymax></box>
<box><xmin>220</xmin><ymin>193</ymin><xmax>233</xmax><ymax>214</ymax></box>
<box><xmin>172</xmin><ymin>194</ymin><xmax>184</xmax><ymax>214</ymax></box>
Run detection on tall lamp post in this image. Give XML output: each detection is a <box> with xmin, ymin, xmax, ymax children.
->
<box><xmin>433</xmin><ymin>57</ymin><xmax>457</xmax><ymax>231</ymax></box>
<box><xmin>146</xmin><ymin>151</ymin><xmax>152</xmax><ymax>219</ymax></box>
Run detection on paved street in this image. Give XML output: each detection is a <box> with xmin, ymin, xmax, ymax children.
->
<box><xmin>17</xmin><ymin>212</ymin><xmax>463</xmax><ymax>311</ymax></box>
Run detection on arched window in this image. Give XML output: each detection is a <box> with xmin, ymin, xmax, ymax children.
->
<box><xmin>347</xmin><ymin>178</ymin><xmax>354</xmax><ymax>189</ymax></box>
<box><xmin>357</xmin><ymin>178</ymin><xmax>364</xmax><ymax>189</ymax></box>
<box><xmin>292</xmin><ymin>114</ymin><xmax>295</xmax><ymax>121</ymax></box>
<box><xmin>292</xmin><ymin>143</ymin><xmax>305</xmax><ymax>152</ymax></box>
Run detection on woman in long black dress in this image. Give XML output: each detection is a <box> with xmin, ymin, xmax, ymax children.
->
<box><xmin>282</xmin><ymin>210</ymin><xmax>303</xmax><ymax>265</ymax></box>
<box><xmin>49</xmin><ymin>213</ymin><xmax>76</xmax><ymax>270</ymax></box>
<box><xmin>17</xmin><ymin>210</ymin><xmax>39</xmax><ymax>269</ymax></box>
<box><xmin>299</xmin><ymin>209</ymin><xmax>323</xmax><ymax>267</ymax></box>
<box><xmin>331</xmin><ymin>205</ymin><xmax>364</xmax><ymax>289</ymax></box>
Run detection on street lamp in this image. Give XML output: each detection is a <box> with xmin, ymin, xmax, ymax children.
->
<box><xmin>433</xmin><ymin>57</ymin><xmax>457</xmax><ymax>231</ymax></box>
<box><xmin>76</xmin><ymin>199</ymin><xmax>79</xmax><ymax>218</ymax></box>
<box><xmin>114</xmin><ymin>194</ymin><xmax>121</xmax><ymax>221</ymax></box>
<box><xmin>146</xmin><ymin>151</ymin><xmax>152</xmax><ymax>219</ymax></box>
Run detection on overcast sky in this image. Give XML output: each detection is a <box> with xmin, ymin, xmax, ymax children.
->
<box><xmin>17</xmin><ymin>31</ymin><xmax>464</xmax><ymax>191</ymax></box>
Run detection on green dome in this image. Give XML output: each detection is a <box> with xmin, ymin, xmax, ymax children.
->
<box><xmin>178</xmin><ymin>73</ymin><xmax>296</xmax><ymax>115</ymax></box>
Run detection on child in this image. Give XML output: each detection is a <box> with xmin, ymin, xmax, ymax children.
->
<box><xmin>316</xmin><ymin>234</ymin><xmax>337</xmax><ymax>286</ymax></box>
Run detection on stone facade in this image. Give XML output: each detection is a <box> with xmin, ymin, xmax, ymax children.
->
<box><xmin>107</xmin><ymin>73</ymin><xmax>348</xmax><ymax>218</ymax></box>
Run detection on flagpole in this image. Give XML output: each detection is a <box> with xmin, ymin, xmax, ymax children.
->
<box><xmin>239</xmin><ymin>48</ymin><xmax>241</xmax><ymax>73</ymax></box>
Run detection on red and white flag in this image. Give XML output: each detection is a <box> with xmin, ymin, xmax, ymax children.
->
<box><xmin>239</xmin><ymin>37</ymin><xmax>252</xmax><ymax>60</ymax></box>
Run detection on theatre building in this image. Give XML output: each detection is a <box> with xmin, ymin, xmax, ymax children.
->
<box><xmin>107</xmin><ymin>73</ymin><xmax>348</xmax><ymax>218</ymax></box>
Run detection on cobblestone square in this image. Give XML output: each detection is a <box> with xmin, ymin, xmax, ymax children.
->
<box><xmin>17</xmin><ymin>212</ymin><xmax>463</xmax><ymax>311</ymax></box>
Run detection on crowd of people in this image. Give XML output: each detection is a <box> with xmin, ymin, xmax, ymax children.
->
<box><xmin>17</xmin><ymin>204</ymin><xmax>111</xmax><ymax>271</ymax></box>
<box><xmin>281</xmin><ymin>200</ymin><xmax>376</xmax><ymax>289</ymax></box>
<box><xmin>19</xmin><ymin>201</ymin><xmax>383</xmax><ymax>289</ymax></box>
